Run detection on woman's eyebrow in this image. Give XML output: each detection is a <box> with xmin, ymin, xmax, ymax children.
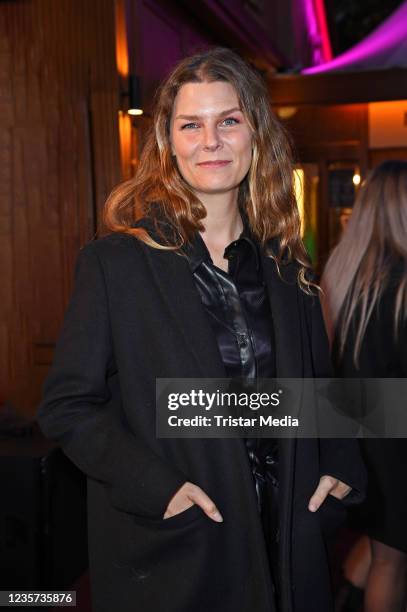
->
<box><xmin>175</xmin><ymin>107</ymin><xmax>242</xmax><ymax>120</ymax></box>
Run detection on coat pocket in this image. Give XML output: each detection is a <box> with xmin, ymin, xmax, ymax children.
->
<box><xmin>116</xmin><ymin>503</ymin><xmax>214</xmax><ymax>576</ymax></box>
<box><xmin>133</xmin><ymin>503</ymin><xmax>207</xmax><ymax>529</ymax></box>
<box><xmin>318</xmin><ymin>493</ymin><xmax>347</xmax><ymax>540</ymax></box>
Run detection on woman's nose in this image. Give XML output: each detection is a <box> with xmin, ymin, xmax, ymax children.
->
<box><xmin>202</xmin><ymin>125</ymin><xmax>222</xmax><ymax>151</ymax></box>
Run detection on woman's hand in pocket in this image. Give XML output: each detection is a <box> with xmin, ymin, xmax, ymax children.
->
<box><xmin>308</xmin><ymin>475</ymin><xmax>351</xmax><ymax>512</ymax></box>
<box><xmin>164</xmin><ymin>481</ymin><xmax>223</xmax><ymax>522</ymax></box>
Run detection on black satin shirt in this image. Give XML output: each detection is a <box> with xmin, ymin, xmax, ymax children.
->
<box><xmin>185</xmin><ymin>227</ymin><xmax>276</xmax><ymax>380</ymax></box>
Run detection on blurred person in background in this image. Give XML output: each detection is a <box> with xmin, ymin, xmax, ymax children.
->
<box><xmin>322</xmin><ymin>160</ymin><xmax>407</xmax><ymax>612</ymax></box>
<box><xmin>38</xmin><ymin>47</ymin><xmax>366</xmax><ymax>612</ymax></box>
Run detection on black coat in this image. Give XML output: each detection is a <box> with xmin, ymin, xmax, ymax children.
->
<box><xmin>37</xmin><ymin>227</ymin><xmax>366</xmax><ymax>612</ymax></box>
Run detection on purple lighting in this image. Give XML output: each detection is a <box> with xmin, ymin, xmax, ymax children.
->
<box><xmin>303</xmin><ymin>0</ymin><xmax>407</xmax><ymax>74</ymax></box>
<box><xmin>304</xmin><ymin>0</ymin><xmax>323</xmax><ymax>65</ymax></box>
<box><xmin>294</xmin><ymin>0</ymin><xmax>332</xmax><ymax>67</ymax></box>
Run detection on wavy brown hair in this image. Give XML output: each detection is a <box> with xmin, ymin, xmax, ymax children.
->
<box><xmin>321</xmin><ymin>160</ymin><xmax>407</xmax><ymax>365</ymax></box>
<box><xmin>103</xmin><ymin>46</ymin><xmax>312</xmax><ymax>290</ymax></box>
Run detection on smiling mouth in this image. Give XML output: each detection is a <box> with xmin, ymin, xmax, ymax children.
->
<box><xmin>196</xmin><ymin>160</ymin><xmax>232</xmax><ymax>167</ymax></box>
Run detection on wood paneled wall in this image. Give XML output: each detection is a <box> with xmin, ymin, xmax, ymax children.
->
<box><xmin>0</xmin><ymin>0</ymin><xmax>121</xmax><ymax>415</ymax></box>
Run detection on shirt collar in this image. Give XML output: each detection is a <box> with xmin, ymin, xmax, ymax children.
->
<box><xmin>184</xmin><ymin>216</ymin><xmax>260</xmax><ymax>273</ymax></box>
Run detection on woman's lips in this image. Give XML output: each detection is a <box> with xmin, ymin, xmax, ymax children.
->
<box><xmin>196</xmin><ymin>160</ymin><xmax>232</xmax><ymax>167</ymax></box>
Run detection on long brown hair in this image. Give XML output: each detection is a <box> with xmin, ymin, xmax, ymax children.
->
<box><xmin>103</xmin><ymin>46</ymin><xmax>312</xmax><ymax>289</ymax></box>
<box><xmin>321</xmin><ymin>160</ymin><xmax>407</xmax><ymax>365</ymax></box>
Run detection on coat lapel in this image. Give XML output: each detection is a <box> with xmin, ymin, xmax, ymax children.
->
<box><xmin>143</xmin><ymin>245</ymin><xmax>227</xmax><ymax>378</ymax></box>
<box><xmin>261</xmin><ymin>252</ymin><xmax>304</xmax><ymax>378</ymax></box>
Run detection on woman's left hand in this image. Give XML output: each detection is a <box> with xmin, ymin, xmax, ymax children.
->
<box><xmin>308</xmin><ymin>475</ymin><xmax>351</xmax><ymax>512</ymax></box>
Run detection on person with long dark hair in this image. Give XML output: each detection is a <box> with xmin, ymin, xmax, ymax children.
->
<box><xmin>322</xmin><ymin>160</ymin><xmax>407</xmax><ymax>612</ymax></box>
<box><xmin>38</xmin><ymin>47</ymin><xmax>365</xmax><ymax>612</ymax></box>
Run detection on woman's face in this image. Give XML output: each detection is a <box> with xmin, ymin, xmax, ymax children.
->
<box><xmin>169</xmin><ymin>81</ymin><xmax>253</xmax><ymax>199</ymax></box>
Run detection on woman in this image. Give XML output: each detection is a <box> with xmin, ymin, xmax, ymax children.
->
<box><xmin>38</xmin><ymin>47</ymin><xmax>365</xmax><ymax>612</ymax></box>
<box><xmin>322</xmin><ymin>160</ymin><xmax>407</xmax><ymax>612</ymax></box>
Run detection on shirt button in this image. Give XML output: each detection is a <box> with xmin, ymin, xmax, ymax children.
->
<box><xmin>237</xmin><ymin>333</ymin><xmax>248</xmax><ymax>348</ymax></box>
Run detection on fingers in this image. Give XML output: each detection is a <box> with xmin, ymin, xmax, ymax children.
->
<box><xmin>163</xmin><ymin>481</ymin><xmax>196</xmax><ymax>519</ymax></box>
<box><xmin>330</xmin><ymin>480</ymin><xmax>352</xmax><ymax>500</ymax></box>
<box><xmin>308</xmin><ymin>475</ymin><xmax>337</xmax><ymax>512</ymax></box>
<box><xmin>188</xmin><ymin>484</ymin><xmax>223</xmax><ymax>522</ymax></box>
<box><xmin>163</xmin><ymin>481</ymin><xmax>223</xmax><ymax>522</ymax></box>
<box><xmin>163</xmin><ymin>499</ymin><xmax>194</xmax><ymax>519</ymax></box>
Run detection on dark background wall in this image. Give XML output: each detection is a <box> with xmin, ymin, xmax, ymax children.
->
<box><xmin>0</xmin><ymin>0</ymin><xmax>121</xmax><ymax>416</ymax></box>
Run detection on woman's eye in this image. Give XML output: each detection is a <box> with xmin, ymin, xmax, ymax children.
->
<box><xmin>181</xmin><ymin>123</ymin><xmax>199</xmax><ymax>130</ymax></box>
<box><xmin>222</xmin><ymin>117</ymin><xmax>239</xmax><ymax>126</ymax></box>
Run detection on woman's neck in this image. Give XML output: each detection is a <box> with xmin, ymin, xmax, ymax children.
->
<box><xmin>198</xmin><ymin>196</ymin><xmax>243</xmax><ymax>271</ymax></box>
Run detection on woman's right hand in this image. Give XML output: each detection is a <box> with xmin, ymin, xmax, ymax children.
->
<box><xmin>163</xmin><ymin>481</ymin><xmax>223</xmax><ymax>522</ymax></box>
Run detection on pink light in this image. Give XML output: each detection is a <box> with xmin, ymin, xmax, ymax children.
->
<box><xmin>303</xmin><ymin>0</ymin><xmax>321</xmax><ymax>64</ymax></box>
<box><xmin>314</xmin><ymin>0</ymin><xmax>333</xmax><ymax>61</ymax></box>
<box><xmin>303</xmin><ymin>0</ymin><xmax>407</xmax><ymax>73</ymax></box>
<box><xmin>301</xmin><ymin>0</ymin><xmax>333</xmax><ymax>66</ymax></box>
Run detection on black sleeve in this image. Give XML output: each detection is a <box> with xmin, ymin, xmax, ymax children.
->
<box><xmin>37</xmin><ymin>243</ymin><xmax>187</xmax><ymax>518</ymax></box>
<box><xmin>400</xmin><ymin>318</ymin><xmax>407</xmax><ymax>376</ymax></box>
<box><xmin>307</xmin><ymin>291</ymin><xmax>367</xmax><ymax>506</ymax></box>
